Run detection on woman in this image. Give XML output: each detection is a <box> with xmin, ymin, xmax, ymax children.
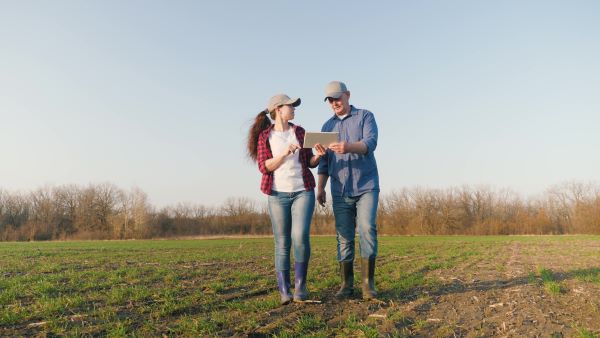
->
<box><xmin>247</xmin><ymin>93</ymin><xmax>325</xmax><ymax>304</ymax></box>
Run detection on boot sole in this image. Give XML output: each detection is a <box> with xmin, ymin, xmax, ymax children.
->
<box><xmin>362</xmin><ymin>291</ymin><xmax>378</xmax><ymax>300</ymax></box>
<box><xmin>293</xmin><ymin>295</ymin><xmax>308</xmax><ymax>302</ymax></box>
<box><xmin>335</xmin><ymin>291</ymin><xmax>354</xmax><ymax>298</ymax></box>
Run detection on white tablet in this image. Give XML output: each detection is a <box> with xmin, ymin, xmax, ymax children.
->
<box><xmin>303</xmin><ymin>132</ymin><xmax>339</xmax><ymax>148</ymax></box>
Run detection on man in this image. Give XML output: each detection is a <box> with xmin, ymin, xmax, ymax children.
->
<box><xmin>317</xmin><ymin>81</ymin><xmax>380</xmax><ymax>300</ymax></box>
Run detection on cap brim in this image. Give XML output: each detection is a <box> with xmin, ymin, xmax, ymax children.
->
<box><xmin>324</xmin><ymin>92</ymin><xmax>343</xmax><ymax>101</ymax></box>
<box><xmin>286</xmin><ymin>97</ymin><xmax>301</xmax><ymax>107</ymax></box>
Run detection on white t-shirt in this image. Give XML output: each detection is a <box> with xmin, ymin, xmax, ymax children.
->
<box><xmin>268</xmin><ymin>128</ymin><xmax>305</xmax><ymax>192</ymax></box>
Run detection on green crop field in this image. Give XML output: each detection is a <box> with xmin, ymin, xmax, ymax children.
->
<box><xmin>2</xmin><ymin>236</ymin><xmax>600</xmax><ymax>337</ymax></box>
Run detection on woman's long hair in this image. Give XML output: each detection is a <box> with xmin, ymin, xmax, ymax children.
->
<box><xmin>247</xmin><ymin>109</ymin><xmax>273</xmax><ymax>162</ymax></box>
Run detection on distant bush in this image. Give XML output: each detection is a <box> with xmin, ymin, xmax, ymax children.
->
<box><xmin>1</xmin><ymin>181</ymin><xmax>600</xmax><ymax>241</ymax></box>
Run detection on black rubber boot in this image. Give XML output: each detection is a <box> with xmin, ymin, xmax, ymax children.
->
<box><xmin>335</xmin><ymin>261</ymin><xmax>354</xmax><ymax>298</ymax></box>
<box><xmin>361</xmin><ymin>257</ymin><xmax>377</xmax><ymax>300</ymax></box>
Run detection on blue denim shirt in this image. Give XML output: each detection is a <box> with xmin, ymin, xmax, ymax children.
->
<box><xmin>317</xmin><ymin>106</ymin><xmax>379</xmax><ymax>197</ymax></box>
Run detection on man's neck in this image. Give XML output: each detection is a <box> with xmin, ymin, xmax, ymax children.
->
<box><xmin>336</xmin><ymin>105</ymin><xmax>351</xmax><ymax>117</ymax></box>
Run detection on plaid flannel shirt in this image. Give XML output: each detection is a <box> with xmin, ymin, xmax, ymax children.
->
<box><xmin>257</xmin><ymin>123</ymin><xmax>317</xmax><ymax>195</ymax></box>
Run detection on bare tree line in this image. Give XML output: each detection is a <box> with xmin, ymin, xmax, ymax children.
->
<box><xmin>1</xmin><ymin>181</ymin><xmax>600</xmax><ymax>241</ymax></box>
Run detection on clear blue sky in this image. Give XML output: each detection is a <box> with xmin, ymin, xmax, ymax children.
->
<box><xmin>2</xmin><ymin>1</ymin><xmax>599</xmax><ymax>207</ymax></box>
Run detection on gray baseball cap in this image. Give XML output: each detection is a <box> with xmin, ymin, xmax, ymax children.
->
<box><xmin>267</xmin><ymin>94</ymin><xmax>301</xmax><ymax>113</ymax></box>
<box><xmin>324</xmin><ymin>81</ymin><xmax>348</xmax><ymax>101</ymax></box>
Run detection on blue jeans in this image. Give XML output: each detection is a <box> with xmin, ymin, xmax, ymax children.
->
<box><xmin>268</xmin><ymin>190</ymin><xmax>315</xmax><ymax>271</ymax></box>
<box><xmin>332</xmin><ymin>191</ymin><xmax>379</xmax><ymax>262</ymax></box>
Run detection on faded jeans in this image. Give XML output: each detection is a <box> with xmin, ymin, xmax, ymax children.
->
<box><xmin>268</xmin><ymin>190</ymin><xmax>315</xmax><ymax>271</ymax></box>
<box><xmin>332</xmin><ymin>191</ymin><xmax>379</xmax><ymax>262</ymax></box>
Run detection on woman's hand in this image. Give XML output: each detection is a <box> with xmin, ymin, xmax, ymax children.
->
<box><xmin>266</xmin><ymin>143</ymin><xmax>299</xmax><ymax>172</ymax></box>
<box><xmin>286</xmin><ymin>143</ymin><xmax>300</xmax><ymax>156</ymax></box>
<box><xmin>314</xmin><ymin>144</ymin><xmax>327</xmax><ymax>156</ymax></box>
<box><xmin>309</xmin><ymin>143</ymin><xmax>327</xmax><ymax>167</ymax></box>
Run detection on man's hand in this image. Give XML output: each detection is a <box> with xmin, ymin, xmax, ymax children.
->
<box><xmin>328</xmin><ymin>141</ymin><xmax>367</xmax><ymax>155</ymax></box>
<box><xmin>317</xmin><ymin>189</ymin><xmax>327</xmax><ymax>207</ymax></box>
<box><xmin>328</xmin><ymin>142</ymin><xmax>349</xmax><ymax>154</ymax></box>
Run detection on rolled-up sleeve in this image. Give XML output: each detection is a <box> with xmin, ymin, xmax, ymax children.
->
<box><xmin>317</xmin><ymin>153</ymin><xmax>329</xmax><ymax>175</ymax></box>
<box><xmin>362</xmin><ymin>112</ymin><xmax>378</xmax><ymax>154</ymax></box>
<box><xmin>304</xmin><ymin>148</ymin><xmax>317</xmax><ymax>168</ymax></box>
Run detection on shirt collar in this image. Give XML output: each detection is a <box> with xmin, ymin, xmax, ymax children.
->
<box><xmin>330</xmin><ymin>105</ymin><xmax>356</xmax><ymax>122</ymax></box>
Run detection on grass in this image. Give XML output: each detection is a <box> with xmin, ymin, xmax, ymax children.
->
<box><xmin>578</xmin><ymin>327</ymin><xmax>599</xmax><ymax>338</ymax></box>
<box><xmin>573</xmin><ymin>268</ymin><xmax>600</xmax><ymax>285</ymax></box>
<box><xmin>535</xmin><ymin>266</ymin><xmax>566</xmax><ymax>295</ymax></box>
<box><xmin>339</xmin><ymin>314</ymin><xmax>379</xmax><ymax>338</ymax></box>
<box><xmin>296</xmin><ymin>314</ymin><xmax>326</xmax><ymax>334</ymax></box>
<box><xmin>1</xmin><ymin>236</ymin><xmax>600</xmax><ymax>336</ymax></box>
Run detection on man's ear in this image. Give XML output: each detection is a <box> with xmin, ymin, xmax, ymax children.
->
<box><xmin>346</xmin><ymin>91</ymin><xmax>351</xmax><ymax>99</ymax></box>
